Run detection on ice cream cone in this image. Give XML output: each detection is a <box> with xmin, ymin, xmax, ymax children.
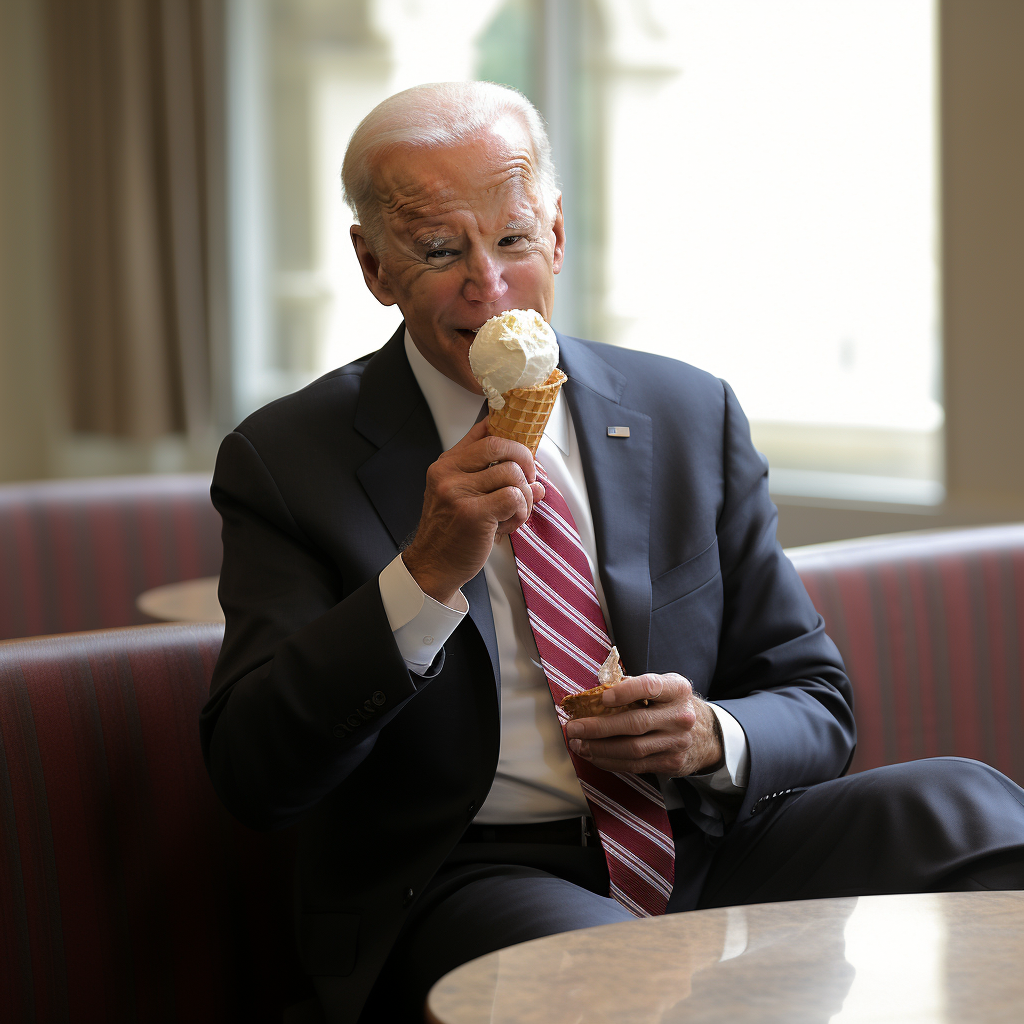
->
<box><xmin>487</xmin><ymin>368</ymin><xmax>567</xmax><ymax>455</ymax></box>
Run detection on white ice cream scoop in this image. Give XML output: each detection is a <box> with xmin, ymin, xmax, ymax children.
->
<box><xmin>469</xmin><ymin>309</ymin><xmax>559</xmax><ymax>409</ymax></box>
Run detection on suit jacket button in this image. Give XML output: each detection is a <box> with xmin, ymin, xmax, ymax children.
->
<box><xmin>403</xmin><ymin>887</ymin><xmax>415</xmax><ymax>906</ymax></box>
<box><xmin>372</xmin><ymin>691</ymin><xmax>386</xmax><ymax>706</ymax></box>
<box><xmin>332</xmin><ymin>725</ymin><xmax>345</xmax><ymax>738</ymax></box>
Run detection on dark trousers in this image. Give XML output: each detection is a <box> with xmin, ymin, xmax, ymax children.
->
<box><xmin>356</xmin><ymin>758</ymin><xmax>1024</xmax><ymax>1023</ymax></box>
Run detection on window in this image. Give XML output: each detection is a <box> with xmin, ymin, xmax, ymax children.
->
<box><xmin>603</xmin><ymin>1</ymin><xmax>942</xmax><ymax>505</ymax></box>
<box><xmin>230</xmin><ymin>0</ymin><xmax>940</xmax><ymax>504</ymax></box>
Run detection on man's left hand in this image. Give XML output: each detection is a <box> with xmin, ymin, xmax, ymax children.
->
<box><xmin>564</xmin><ymin>673</ymin><xmax>724</xmax><ymax>777</ymax></box>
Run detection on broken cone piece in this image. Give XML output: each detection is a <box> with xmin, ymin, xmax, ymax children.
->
<box><xmin>559</xmin><ymin>646</ymin><xmax>649</xmax><ymax>720</ymax></box>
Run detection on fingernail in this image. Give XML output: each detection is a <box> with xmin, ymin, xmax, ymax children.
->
<box><xmin>569</xmin><ymin>739</ymin><xmax>582</xmax><ymax>754</ymax></box>
<box><xmin>565</xmin><ymin>722</ymin><xmax>581</xmax><ymax>738</ymax></box>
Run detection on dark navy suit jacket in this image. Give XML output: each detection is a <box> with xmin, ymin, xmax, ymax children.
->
<box><xmin>201</xmin><ymin>326</ymin><xmax>854</xmax><ymax>1022</ymax></box>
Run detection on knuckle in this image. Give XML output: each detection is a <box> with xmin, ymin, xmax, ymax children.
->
<box><xmin>656</xmin><ymin>734</ymin><xmax>676</xmax><ymax>757</ymax></box>
<box><xmin>435</xmin><ymin>475</ymin><xmax>457</xmax><ymax>499</ymax></box>
<box><xmin>498</xmin><ymin>494</ymin><xmax>526</xmax><ymax>526</ymax></box>
<box><xmin>672</xmin><ymin>710</ymin><xmax>692</xmax><ymax>734</ymax></box>
<box><xmin>634</xmin><ymin>710</ymin><xmax>656</xmax><ymax>734</ymax></box>
<box><xmin>643</xmin><ymin>674</ymin><xmax>664</xmax><ymax>696</ymax></box>
<box><xmin>645</xmin><ymin>701</ymin><xmax>665</xmax><ymax>724</ymax></box>
<box><xmin>499</xmin><ymin>457</ymin><xmax>526</xmax><ymax>481</ymax></box>
<box><xmin>505</xmin><ymin>485</ymin><xmax>527</xmax><ymax>509</ymax></box>
<box><xmin>637</xmin><ymin>736</ymin><xmax>658</xmax><ymax>758</ymax></box>
<box><xmin>665</xmin><ymin>672</ymin><xmax>689</xmax><ymax>692</ymax></box>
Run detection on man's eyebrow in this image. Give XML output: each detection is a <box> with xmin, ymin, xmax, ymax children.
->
<box><xmin>504</xmin><ymin>219</ymin><xmax>535</xmax><ymax>232</ymax></box>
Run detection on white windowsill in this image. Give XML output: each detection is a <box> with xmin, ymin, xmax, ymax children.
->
<box><xmin>769</xmin><ymin>468</ymin><xmax>946</xmax><ymax>509</ymax></box>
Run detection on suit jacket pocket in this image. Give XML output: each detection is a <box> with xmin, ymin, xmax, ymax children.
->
<box><xmin>651</xmin><ymin>537</ymin><xmax>720</xmax><ymax>610</ymax></box>
<box><xmin>299</xmin><ymin>911</ymin><xmax>359</xmax><ymax>977</ymax></box>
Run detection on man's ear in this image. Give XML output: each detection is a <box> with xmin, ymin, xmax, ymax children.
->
<box><xmin>350</xmin><ymin>226</ymin><xmax>397</xmax><ymax>306</ymax></box>
<box><xmin>551</xmin><ymin>194</ymin><xmax>566</xmax><ymax>275</ymax></box>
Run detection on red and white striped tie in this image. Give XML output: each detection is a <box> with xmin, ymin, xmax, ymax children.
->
<box><xmin>508</xmin><ymin>464</ymin><xmax>675</xmax><ymax>917</ymax></box>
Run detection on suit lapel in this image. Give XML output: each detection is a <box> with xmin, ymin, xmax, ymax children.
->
<box><xmin>558</xmin><ymin>335</ymin><xmax>654</xmax><ymax>674</ymax></box>
<box><xmin>354</xmin><ymin>327</ymin><xmax>500</xmax><ymax>686</ymax></box>
<box><xmin>354</xmin><ymin>326</ymin><xmax>440</xmax><ymax>550</ymax></box>
<box><xmin>461</xmin><ymin>570</ymin><xmax>498</xmax><ymax>686</ymax></box>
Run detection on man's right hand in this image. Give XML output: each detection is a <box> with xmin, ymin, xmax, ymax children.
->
<box><xmin>401</xmin><ymin>419</ymin><xmax>545</xmax><ymax>605</ymax></box>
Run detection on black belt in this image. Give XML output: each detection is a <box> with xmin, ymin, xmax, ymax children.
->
<box><xmin>462</xmin><ymin>815</ymin><xmax>596</xmax><ymax>847</ymax></box>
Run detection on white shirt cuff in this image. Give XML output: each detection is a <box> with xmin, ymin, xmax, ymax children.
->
<box><xmin>687</xmin><ymin>703</ymin><xmax>750</xmax><ymax>797</ymax></box>
<box><xmin>379</xmin><ymin>553</ymin><xmax>468</xmax><ymax>673</ymax></box>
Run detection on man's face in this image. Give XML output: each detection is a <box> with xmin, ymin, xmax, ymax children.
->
<box><xmin>351</xmin><ymin>118</ymin><xmax>565</xmax><ymax>394</ymax></box>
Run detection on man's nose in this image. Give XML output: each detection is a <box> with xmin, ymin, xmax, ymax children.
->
<box><xmin>462</xmin><ymin>251</ymin><xmax>508</xmax><ymax>304</ymax></box>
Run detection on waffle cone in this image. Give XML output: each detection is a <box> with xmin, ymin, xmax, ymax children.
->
<box><xmin>487</xmin><ymin>368</ymin><xmax>567</xmax><ymax>455</ymax></box>
<box><xmin>560</xmin><ymin>646</ymin><xmax>649</xmax><ymax>719</ymax></box>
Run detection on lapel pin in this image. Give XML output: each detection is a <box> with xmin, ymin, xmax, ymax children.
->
<box><xmin>607</xmin><ymin>426</ymin><xmax>631</xmax><ymax>438</ymax></box>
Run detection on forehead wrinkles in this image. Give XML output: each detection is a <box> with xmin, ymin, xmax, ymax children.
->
<box><xmin>376</xmin><ymin>150</ymin><xmax>543</xmax><ymax>228</ymax></box>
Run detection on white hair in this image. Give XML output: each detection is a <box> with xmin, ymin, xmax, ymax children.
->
<box><xmin>341</xmin><ymin>81</ymin><xmax>558</xmax><ymax>255</ymax></box>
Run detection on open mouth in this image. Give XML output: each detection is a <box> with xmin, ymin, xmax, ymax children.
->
<box><xmin>455</xmin><ymin>328</ymin><xmax>482</xmax><ymax>344</ymax></box>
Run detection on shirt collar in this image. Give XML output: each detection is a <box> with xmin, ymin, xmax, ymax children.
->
<box><xmin>404</xmin><ymin>327</ymin><xmax>569</xmax><ymax>457</ymax></box>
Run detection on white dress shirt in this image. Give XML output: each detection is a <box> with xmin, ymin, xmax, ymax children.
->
<box><xmin>378</xmin><ymin>330</ymin><xmax>749</xmax><ymax>825</ymax></box>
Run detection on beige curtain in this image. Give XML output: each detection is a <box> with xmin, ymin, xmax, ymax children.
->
<box><xmin>44</xmin><ymin>0</ymin><xmax>226</xmax><ymax>440</ymax></box>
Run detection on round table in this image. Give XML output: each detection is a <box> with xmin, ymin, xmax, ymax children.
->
<box><xmin>136</xmin><ymin>576</ymin><xmax>224</xmax><ymax>623</ymax></box>
<box><xmin>426</xmin><ymin>891</ymin><xmax>1024</xmax><ymax>1023</ymax></box>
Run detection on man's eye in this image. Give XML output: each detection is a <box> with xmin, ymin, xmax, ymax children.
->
<box><xmin>498</xmin><ymin>235</ymin><xmax>524</xmax><ymax>247</ymax></box>
<box><xmin>426</xmin><ymin>248</ymin><xmax>457</xmax><ymax>260</ymax></box>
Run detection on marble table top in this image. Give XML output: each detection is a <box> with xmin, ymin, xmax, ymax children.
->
<box><xmin>136</xmin><ymin>576</ymin><xmax>224</xmax><ymax>623</ymax></box>
<box><xmin>426</xmin><ymin>891</ymin><xmax>1024</xmax><ymax>1023</ymax></box>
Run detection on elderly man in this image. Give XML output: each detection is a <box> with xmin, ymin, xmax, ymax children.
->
<box><xmin>202</xmin><ymin>82</ymin><xmax>1024</xmax><ymax>1023</ymax></box>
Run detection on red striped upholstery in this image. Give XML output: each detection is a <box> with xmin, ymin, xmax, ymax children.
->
<box><xmin>0</xmin><ymin>475</ymin><xmax>222</xmax><ymax>640</ymax></box>
<box><xmin>789</xmin><ymin>525</ymin><xmax>1024</xmax><ymax>786</ymax></box>
<box><xmin>0</xmin><ymin>624</ymin><xmax>304</xmax><ymax>1023</ymax></box>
